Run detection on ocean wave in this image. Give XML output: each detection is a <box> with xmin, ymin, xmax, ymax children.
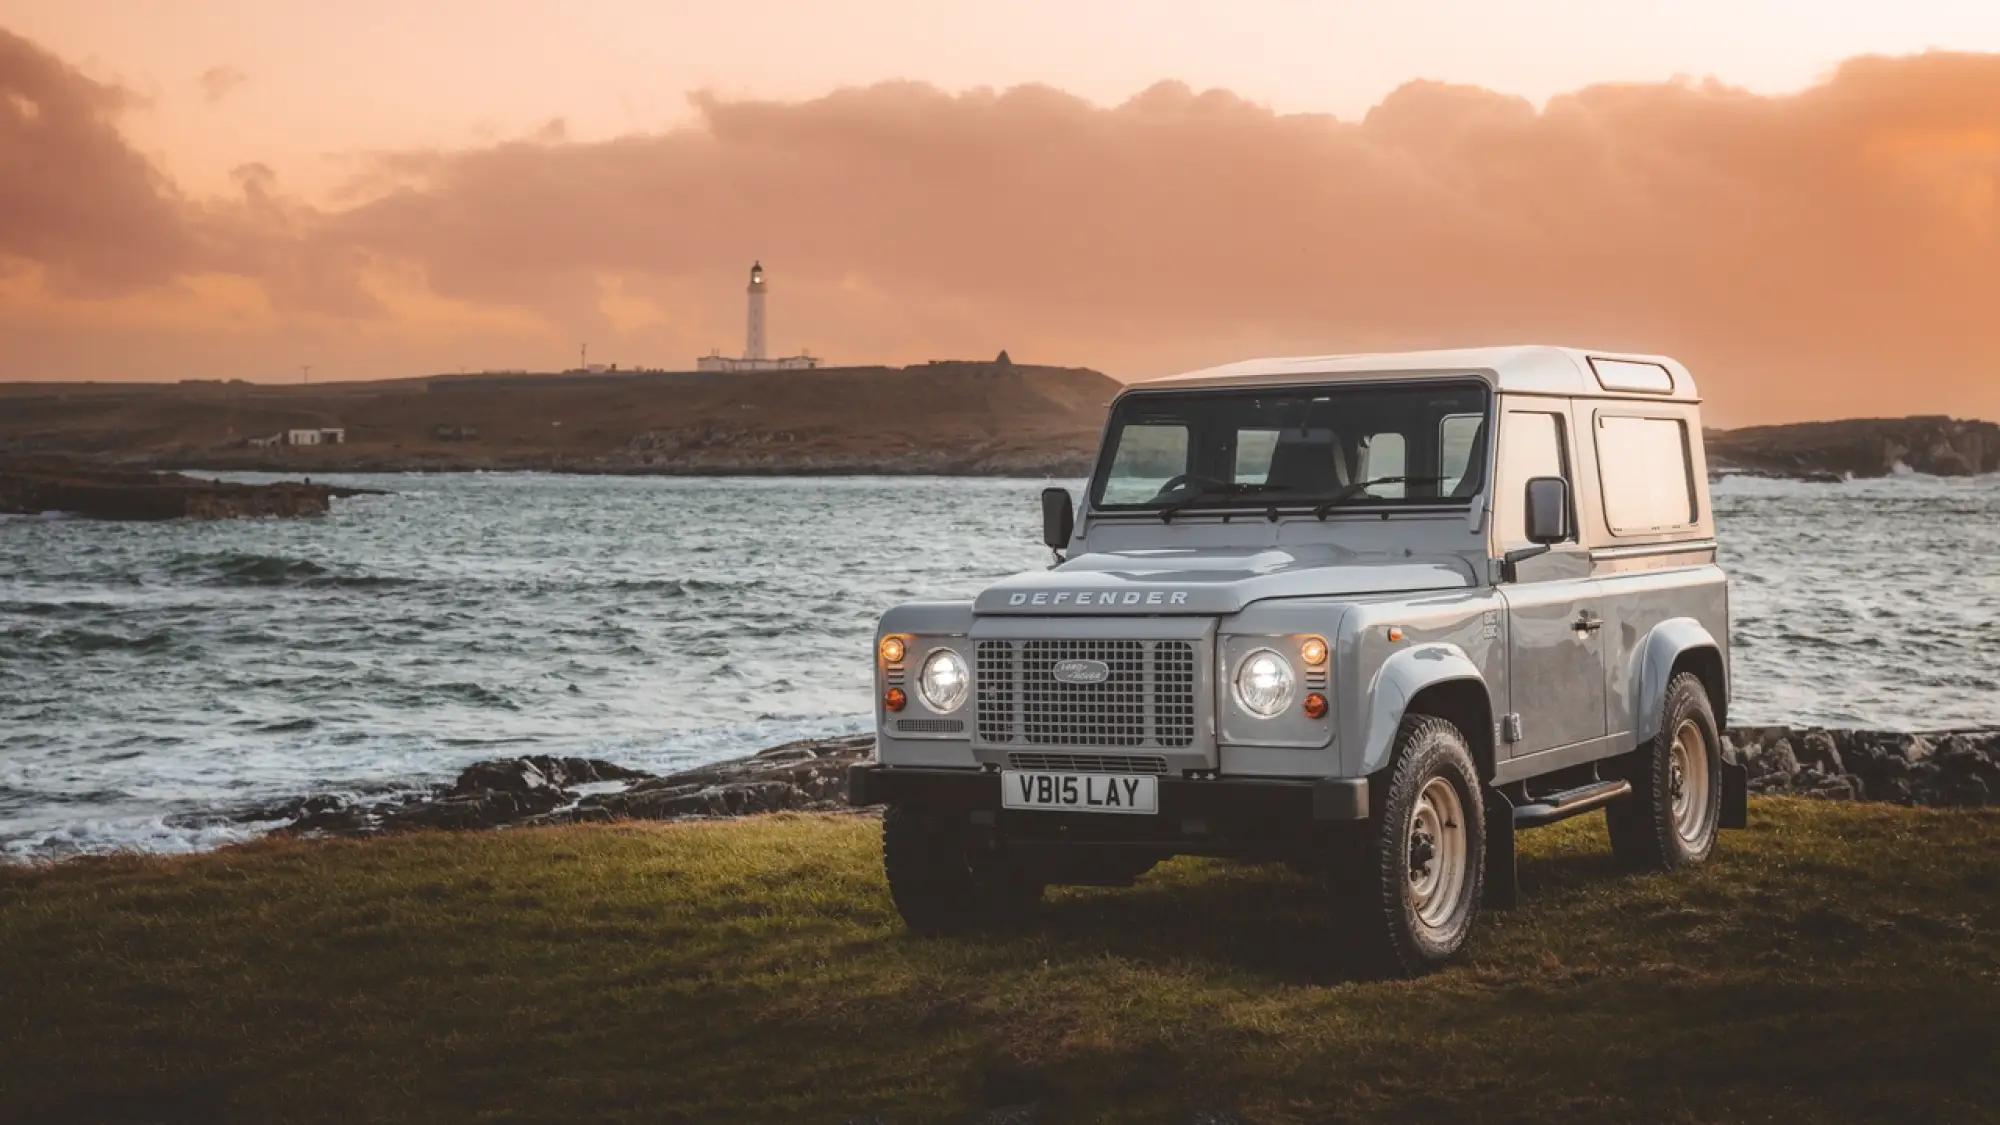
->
<box><xmin>0</xmin><ymin>626</ymin><xmax>176</xmax><ymax>654</ymax></box>
<box><xmin>161</xmin><ymin>551</ymin><xmax>414</xmax><ymax>589</ymax></box>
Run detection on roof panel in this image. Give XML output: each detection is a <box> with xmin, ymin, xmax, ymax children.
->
<box><xmin>1134</xmin><ymin>345</ymin><xmax>1698</xmax><ymax>401</ymax></box>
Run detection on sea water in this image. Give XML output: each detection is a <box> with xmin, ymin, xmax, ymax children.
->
<box><xmin>3</xmin><ymin>472</ymin><xmax>1995</xmax><ymax>858</ymax></box>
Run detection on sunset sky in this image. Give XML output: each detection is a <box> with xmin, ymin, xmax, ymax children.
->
<box><xmin>4</xmin><ymin>1</ymin><xmax>2000</xmax><ymax>423</ymax></box>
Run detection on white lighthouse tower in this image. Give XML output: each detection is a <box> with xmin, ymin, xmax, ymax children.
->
<box><xmin>694</xmin><ymin>261</ymin><xmax>819</xmax><ymax>371</ymax></box>
<box><xmin>745</xmin><ymin>261</ymin><xmax>768</xmax><ymax>361</ymax></box>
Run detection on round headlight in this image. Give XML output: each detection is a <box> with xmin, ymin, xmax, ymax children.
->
<box><xmin>917</xmin><ymin>648</ymin><xmax>970</xmax><ymax>713</ymax></box>
<box><xmin>1234</xmin><ymin>648</ymin><xmax>1296</xmax><ymax>718</ymax></box>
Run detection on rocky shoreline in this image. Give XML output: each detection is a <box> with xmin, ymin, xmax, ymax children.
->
<box><xmin>0</xmin><ymin>457</ymin><xmax>382</xmax><ymax>520</ymax></box>
<box><xmin>232</xmin><ymin>726</ymin><xmax>1998</xmax><ymax>842</ymax></box>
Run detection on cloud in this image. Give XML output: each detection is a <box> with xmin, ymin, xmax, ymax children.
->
<box><xmin>0</xmin><ymin>28</ymin><xmax>198</xmax><ymax>293</ymax></box>
<box><xmin>197</xmin><ymin>64</ymin><xmax>247</xmax><ymax>105</ymax></box>
<box><xmin>3</xmin><ymin>30</ymin><xmax>1999</xmax><ymax>422</ymax></box>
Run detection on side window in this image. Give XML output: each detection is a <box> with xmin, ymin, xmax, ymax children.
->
<box><xmin>1359</xmin><ymin>432</ymin><xmax>1407</xmax><ymax>497</ymax></box>
<box><xmin>1439</xmin><ymin>414</ymin><xmax>1485</xmax><ymax>495</ymax></box>
<box><xmin>1101</xmin><ymin>423</ymin><xmax>1189</xmax><ymax>505</ymax></box>
<box><xmin>1498</xmin><ymin>411</ymin><xmax>1570</xmax><ymax>545</ymax></box>
<box><xmin>1596</xmin><ymin>415</ymin><xmax>1697</xmax><ymax>533</ymax></box>
<box><xmin>1233</xmin><ymin>428</ymin><xmax>1279</xmax><ymax>485</ymax></box>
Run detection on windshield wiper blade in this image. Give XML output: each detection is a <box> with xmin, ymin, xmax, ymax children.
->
<box><xmin>1159</xmin><ymin>482</ymin><xmax>1294</xmax><ymax>522</ymax></box>
<box><xmin>1312</xmin><ymin>476</ymin><xmax>1448</xmax><ymax>520</ymax></box>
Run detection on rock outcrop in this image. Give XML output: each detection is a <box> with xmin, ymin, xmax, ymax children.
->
<box><xmin>259</xmin><ymin>736</ymin><xmax>873</xmax><ymax>838</ymax></box>
<box><xmin>248</xmin><ymin>726</ymin><xmax>1995</xmax><ymax>843</ymax></box>
<box><xmin>0</xmin><ymin>457</ymin><xmax>378</xmax><ymax>520</ymax></box>
<box><xmin>1706</xmin><ymin>416</ymin><xmax>2000</xmax><ymax>481</ymax></box>
<box><xmin>1726</xmin><ymin>727</ymin><xmax>1999</xmax><ymax>807</ymax></box>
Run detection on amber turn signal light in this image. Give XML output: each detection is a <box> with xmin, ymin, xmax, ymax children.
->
<box><xmin>883</xmin><ymin>687</ymin><xmax>907</xmax><ymax>712</ymax></box>
<box><xmin>1300</xmin><ymin>636</ymin><xmax>1329</xmax><ymax>666</ymax></box>
<box><xmin>879</xmin><ymin>636</ymin><xmax>906</xmax><ymax>664</ymax></box>
<box><xmin>1303</xmin><ymin>692</ymin><xmax>1329</xmax><ymax>720</ymax></box>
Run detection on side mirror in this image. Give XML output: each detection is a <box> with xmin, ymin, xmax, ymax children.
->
<box><xmin>1524</xmin><ymin>476</ymin><xmax>1572</xmax><ymax>545</ymax></box>
<box><xmin>1040</xmin><ymin>487</ymin><xmax>1075</xmax><ymax>552</ymax></box>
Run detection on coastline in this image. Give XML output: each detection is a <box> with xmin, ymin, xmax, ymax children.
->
<box><xmin>196</xmin><ymin>724</ymin><xmax>1999</xmax><ymax>852</ymax></box>
<box><xmin>4</xmin><ymin>367</ymin><xmax>1994</xmax><ymax>483</ymax></box>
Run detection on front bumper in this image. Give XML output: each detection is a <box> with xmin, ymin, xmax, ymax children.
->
<box><xmin>848</xmin><ymin>763</ymin><xmax>1370</xmax><ymax>822</ymax></box>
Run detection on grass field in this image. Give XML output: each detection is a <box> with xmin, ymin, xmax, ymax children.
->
<box><xmin>3</xmin><ymin>800</ymin><xmax>1997</xmax><ymax>1124</ymax></box>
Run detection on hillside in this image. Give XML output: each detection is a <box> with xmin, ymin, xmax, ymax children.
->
<box><xmin>5</xmin><ymin>368</ymin><xmax>1995</xmax><ymax>482</ymax></box>
<box><xmin>1707</xmin><ymin>415</ymin><xmax>2000</xmax><ymax>479</ymax></box>
<box><xmin>0</xmin><ymin>361</ymin><xmax>1120</xmax><ymax>476</ymax></box>
<box><xmin>2</xmin><ymin>802</ymin><xmax>1995</xmax><ymax>1123</ymax></box>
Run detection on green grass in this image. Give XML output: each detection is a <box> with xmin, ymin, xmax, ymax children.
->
<box><xmin>3</xmin><ymin>801</ymin><xmax>1997</xmax><ymax>1124</ymax></box>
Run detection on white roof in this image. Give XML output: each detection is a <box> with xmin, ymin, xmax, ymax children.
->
<box><xmin>1135</xmin><ymin>345</ymin><xmax>1698</xmax><ymax>401</ymax></box>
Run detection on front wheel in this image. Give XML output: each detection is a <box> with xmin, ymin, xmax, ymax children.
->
<box><xmin>1606</xmin><ymin>672</ymin><xmax>1722</xmax><ymax>872</ymax></box>
<box><xmin>881</xmin><ymin>805</ymin><xmax>1042</xmax><ymax>936</ymax></box>
<box><xmin>1329</xmin><ymin>715</ymin><xmax>1486</xmax><ymax>977</ymax></box>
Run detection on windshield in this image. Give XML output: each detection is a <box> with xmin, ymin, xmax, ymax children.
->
<box><xmin>1090</xmin><ymin>380</ymin><xmax>1491</xmax><ymax>512</ymax></box>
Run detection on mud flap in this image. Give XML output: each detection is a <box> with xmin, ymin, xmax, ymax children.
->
<box><xmin>1720</xmin><ymin>758</ymin><xmax>1748</xmax><ymax>830</ymax></box>
<box><xmin>1482</xmin><ymin>788</ymin><xmax>1517</xmax><ymax>911</ymax></box>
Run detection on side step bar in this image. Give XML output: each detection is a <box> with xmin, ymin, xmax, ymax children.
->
<box><xmin>1512</xmin><ymin>778</ymin><xmax>1632</xmax><ymax>829</ymax></box>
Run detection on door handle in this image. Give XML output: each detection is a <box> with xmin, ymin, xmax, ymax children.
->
<box><xmin>1573</xmin><ymin>612</ymin><xmax>1604</xmax><ymax>634</ymax></box>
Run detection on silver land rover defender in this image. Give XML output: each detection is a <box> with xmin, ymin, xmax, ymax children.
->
<box><xmin>849</xmin><ymin>346</ymin><xmax>1746</xmax><ymax>975</ymax></box>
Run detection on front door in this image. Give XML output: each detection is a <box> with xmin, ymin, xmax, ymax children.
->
<box><xmin>1501</xmin><ymin>578</ymin><xmax>1607</xmax><ymax>756</ymax></box>
<box><xmin>1492</xmin><ymin>403</ymin><xmax>1605</xmax><ymax>757</ymax></box>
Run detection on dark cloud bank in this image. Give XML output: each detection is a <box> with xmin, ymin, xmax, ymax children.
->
<box><xmin>3</xmin><ymin>27</ymin><xmax>1998</xmax><ymax>421</ymax></box>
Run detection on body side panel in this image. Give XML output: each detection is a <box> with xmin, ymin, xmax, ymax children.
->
<box><xmin>1336</xmin><ymin>592</ymin><xmax>1504</xmax><ymax>777</ymax></box>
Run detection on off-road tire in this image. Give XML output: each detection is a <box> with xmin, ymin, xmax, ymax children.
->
<box><xmin>881</xmin><ymin>805</ymin><xmax>1042</xmax><ymax>936</ymax></box>
<box><xmin>1607</xmin><ymin>672</ymin><xmax>1722</xmax><ymax>872</ymax></box>
<box><xmin>1329</xmin><ymin>715</ymin><xmax>1486</xmax><ymax>977</ymax></box>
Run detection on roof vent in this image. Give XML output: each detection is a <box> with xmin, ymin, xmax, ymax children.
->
<box><xmin>1588</xmin><ymin>357</ymin><xmax>1675</xmax><ymax>394</ymax></box>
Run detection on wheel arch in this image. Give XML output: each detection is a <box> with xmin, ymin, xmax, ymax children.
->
<box><xmin>1633</xmin><ymin>618</ymin><xmax>1728</xmax><ymax>735</ymax></box>
<box><xmin>1357</xmin><ymin>644</ymin><xmax>1496</xmax><ymax>781</ymax></box>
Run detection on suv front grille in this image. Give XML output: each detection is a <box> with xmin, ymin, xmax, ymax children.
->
<box><xmin>975</xmin><ymin>639</ymin><xmax>1198</xmax><ymax>749</ymax></box>
<box><xmin>1008</xmin><ymin>752</ymin><xmax>1169</xmax><ymax>775</ymax></box>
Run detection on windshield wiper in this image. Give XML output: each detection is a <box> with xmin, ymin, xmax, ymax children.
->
<box><xmin>1312</xmin><ymin>476</ymin><xmax>1448</xmax><ymax>520</ymax></box>
<box><xmin>1159</xmin><ymin>482</ymin><xmax>1295</xmax><ymax>522</ymax></box>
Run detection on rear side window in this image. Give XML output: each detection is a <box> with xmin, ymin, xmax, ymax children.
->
<box><xmin>1595</xmin><ymin>415</ymin><xmax>1697</xmax><ymax>533</ymax></box>
<box><xmin>1497</xmin><ymin>411</ymin><xmax>1569</xmax><ymax>545</ymax></box>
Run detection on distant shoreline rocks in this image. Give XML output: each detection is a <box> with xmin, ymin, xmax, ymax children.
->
<box><xmin>231</xmin><ymin>726</ymin><xmax>1998</xmax><ymax>844</ymax></box>
<box><xmin>1706</xmin><ymin>416</ymin><xmax>2000</xmax><ymax>481</ymax></box>
<box><xmin>0</xmin><ymin>457</ymin><xmax>382</xmax><ymax>520</ymax></box>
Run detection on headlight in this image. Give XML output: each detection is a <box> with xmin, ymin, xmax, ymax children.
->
<box><xmin>917</xmin><ymin>648</ymin><xmax>970</xmax><ymax>713</ymax></box>
<box><xmin>1234</xmin><ymin>648</ymin><xmax>1295</xmax><ymax>718</ymax></box>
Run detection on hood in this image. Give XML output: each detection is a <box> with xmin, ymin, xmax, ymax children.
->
<box><xmin>974</xmin><ymin>545</ymin><xmax>1476</xmax><ymax>616</ymax></box>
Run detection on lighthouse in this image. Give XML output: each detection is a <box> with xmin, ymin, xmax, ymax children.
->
<box><xmin>694</xmin><ymin>261</ymin><xmax>820</xmax><ymax>371</ymax></box>
<box><xmin>745</xmin><ymin>261</ymin><xmax>768</xmax><ymax>361</ymax></box>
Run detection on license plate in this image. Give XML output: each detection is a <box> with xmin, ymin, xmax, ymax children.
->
<box><xmin>1001</xmin><ymin>771</ymin><xmax>1158</xmax><ymax>815</ymax></box>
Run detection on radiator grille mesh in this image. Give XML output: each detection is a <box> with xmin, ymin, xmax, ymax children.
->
<box><xmin>975</xmin><ymin>639</ymin><xmax>1198</xmax><ymax>750</ymax></box>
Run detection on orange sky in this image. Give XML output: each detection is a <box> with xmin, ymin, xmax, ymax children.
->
<box><xmin>3</xmin><ymin>2</ymin><xmax>2000</xmax><ymax>424</ymax></box>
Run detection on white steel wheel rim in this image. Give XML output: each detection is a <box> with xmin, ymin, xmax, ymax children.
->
<box><xmin>1670</xmin><ymin>720</ymin><xmax>1714</xmax><ymax>845</ymax></box>
<box><xmin>1408</xmin><ymin>776</ymin><xmax>1468</xmax><ymax>930</ymax></box>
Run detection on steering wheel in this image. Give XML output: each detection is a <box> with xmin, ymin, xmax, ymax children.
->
<box><xmin>1150</xmin><ymin>473</ymin><xmax>1223</xmax><ymax>502</ymax></box>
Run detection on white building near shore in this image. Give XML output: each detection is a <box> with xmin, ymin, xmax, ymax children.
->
<box><xmin>696</xmin><ymin>262</ymin><xmax>822</xmax><ymax>372</ymax></box>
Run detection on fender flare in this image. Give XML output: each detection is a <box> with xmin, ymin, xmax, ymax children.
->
<box><xmin>1632</xmin><ymin>617</ymin><xmax>1724</xmax><ymax>737</ymax></box>
<box><xmin>1356</xmin><ymin>643</ymin><xmax>1492</xmax><ymax>776</ymax></box>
